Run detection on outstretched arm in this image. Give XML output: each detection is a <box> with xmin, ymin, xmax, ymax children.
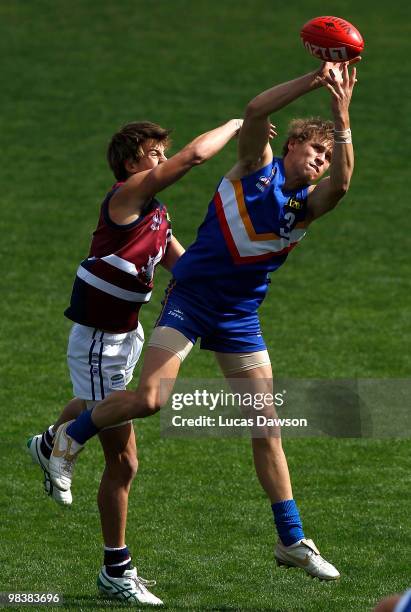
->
<box><xmin>307</xmin><ymin>62</ymin><xmax>358</xmax><ymax>222</ymax></box>
<box><xmin>115</xmin><ymin>119</ymin><xmax>243</xmax><ymax>212</ymax></box>
<box><xmin>228</xmin><ymin>69</ymin><xmax>324</xmax><ymax>179</ymax></box>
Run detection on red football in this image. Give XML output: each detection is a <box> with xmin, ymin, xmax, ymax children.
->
<box><xmin>300</xmin><ymin>16</ymin><xmax>364</xmax><ymax>61</ymax></box>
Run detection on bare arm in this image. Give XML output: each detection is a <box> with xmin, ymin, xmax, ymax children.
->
<box><xmin>307</xmin><ymin>62</ymin><xmax>358</xmax><ymax>222</ymax></box>
<box><xmin>227</xmin><ymin>70</ymin><xmax>324</xmax><ymax>179</ymax></box>
<box><xmin>111</xmin><ymin>119</ymin><xmax>243</xmax><ymax>224</ymax></box>
<box><xmin>160</xmin><ymin>236</ymin><xmax>185</xmax><ymax>272</ymax></box>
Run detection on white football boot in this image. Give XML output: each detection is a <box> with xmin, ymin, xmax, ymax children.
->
<box><xmin>97</xmin><ymin>566</ymin><xmax>163</xmax><ymax>606</ymax></box>
<box><xmin>27</xmin><ymin>434</ymin><xmax>72</xmax><ymax>505</ymax></box>
<box><xmin>49</xmin><ymin>421</ymin><xmax>83</xmax><ymax>491</ymax></box>
<box><xmin>275</xmin><ymin>538</ymin><xmax>340</xmax><ymax>580</ymax></box>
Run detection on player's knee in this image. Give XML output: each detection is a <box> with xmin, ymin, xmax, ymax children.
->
<box><xmin>133</xmin><ymin>386</ymin><xmax>163</xmax><ymax>416</ymax></box>
<box><xmin>106</xmin><ymin>450</ymin><xmax>138</xmax><ymax>484</ymax></box>
<box><xmin>147</xmin><ymin>395</ymin><xmax>162</xmax><ymax>415</ymax></box>
<box><xmin>122</xmin><ymin>452</ymin><xmax>138</xmax><ymax>482</ymax></box>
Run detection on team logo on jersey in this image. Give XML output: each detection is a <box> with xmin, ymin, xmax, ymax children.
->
<box><xmin>256</xmin><ymin>166</ymin><xmax>277</xmax><ymax>192</ymax></box>
<box><xmin>286</xmin><ymin>197</ymin><xmax>303</xmax><ymax>210</ymax></box>
<box><xmin>150</xmin><ymin>210</ymin><xmax>162</xmax><ymax>231</ymax></box>
<box><xmin>256</xmin><ymin>176</ymin><xmax>270</xmax><ymax>192</ymax></box>
<box><xmin>137</xmin><ymin>247</ymin><xmax>164</xmax><ymax>284</ymax></box>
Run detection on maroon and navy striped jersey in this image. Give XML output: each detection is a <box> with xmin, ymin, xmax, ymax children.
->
<box><xmin>65</xmin><ymin>183</ymin><xmax>172</xmax><ymax>332</ymax></box>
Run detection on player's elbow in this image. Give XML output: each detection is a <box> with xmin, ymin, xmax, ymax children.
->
<box><xmin>335</xmin><ymin>183</ymin><xmax>350</xmax><ymax>197</ymax></box>
<box><xmin>324</xmin><ymin>188</ymin><xmax>348</xmax><ymax>213</ymax></box>
<box><xmin>327</xmin><ymin>189</ymin><xmax>348</xmax><ymax>211</ymax></box>
<box><xmin>186</xmin><ymin>144</ymin><xmax>207</xmax><ymax>166</ymax></box>
<box><xmin>330</xmin><ymin>180</ymin><xmax>351</xmax><ymax>199</ymax></box>
<box><xmin>332</xmin><ymin>164</ymin><xmax>354</xmax><ymax>195</ymax></box>
<box><xmin>245</xmin><ymin>100</ymin><xmax>265</xmax><ymax>120</ymax></box>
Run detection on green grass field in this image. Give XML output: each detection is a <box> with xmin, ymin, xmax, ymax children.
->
<box><xmin>1</xmin><ymin>1</ymin><xmax>410</xmax><ymax>610</ymax></box>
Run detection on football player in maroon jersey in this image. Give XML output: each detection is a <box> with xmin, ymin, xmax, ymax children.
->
<box><xmin>27</xmin><ymin>116</ymin><xmax>246</xmax><ymax>605</ymax></box>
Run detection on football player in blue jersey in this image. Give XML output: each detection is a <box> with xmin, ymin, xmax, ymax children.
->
<box><xmin>27</xmin><ymin>117</ymin><xmax>245</xmax><ymax>605</ymax></box>
<box><xmin>49</xmin><ymin>58</ymin><xmax>359</xmax><ymax>587</ymax></box>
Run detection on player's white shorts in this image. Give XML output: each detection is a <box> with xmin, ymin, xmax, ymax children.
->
<box><xmin>67</xmin><ymin>322</ymin><xmax>144</xmax><ymax>401</ymax></box>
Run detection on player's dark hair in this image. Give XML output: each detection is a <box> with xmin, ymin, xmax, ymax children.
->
<box><xmin>282</xmin><ymin>117</ymin><xmax>334</xmax><ymax>157</ymax></box>
<box><xmin>107</xmin><ymin>121</ymin><xmax>172</xmax><ymax>181</ymax></box>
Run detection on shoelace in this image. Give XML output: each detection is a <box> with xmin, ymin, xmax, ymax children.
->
<box><xmin>306</xmin><ymin>549</ymin><xmax>330</xmax><ymax>568</ymax></box>
<box><xmin>130</xmin><ymin>574</ymin><xmax>156</xmax><ymax>594</ymax></box>
<box><xmin>314</xmin><ymin>554</ymin><xmax>331</xmax><ymax>568</ymax></box>
<box><xmin>138</xmin><ymin>576</ymin><xmax>156</xmax><ymax>587</ymax></box>
<box><xmin>131</xmin><ymin>575</ymin><xmax>156</xmax><ymax>594</ymax></box>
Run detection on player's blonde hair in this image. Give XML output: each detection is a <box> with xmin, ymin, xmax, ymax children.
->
<box><xmin>282</xmin><ymin>117</ymin><xmax>334</xmax><ymax>157</ymax></box>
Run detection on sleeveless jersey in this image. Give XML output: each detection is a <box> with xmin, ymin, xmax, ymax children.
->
<box><xmin>172</xmin><ymin>157</ymin><xmax>309</xmax><ymax>313</ymax></box>
<box><xmin>65</xmin><ymin>183</ymin><xmax>172</xmax><ymax>332</ymax></box>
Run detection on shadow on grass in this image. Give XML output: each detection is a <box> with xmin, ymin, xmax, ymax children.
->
<box><xmin>60</xmin><ymin>595</ymin><xmax>290</xmax><ymax>611</ymax></box>
<box><xmin>60</xmin><ymin>594</ymin><xmax>141</xmax><ymax>609</ymax></box>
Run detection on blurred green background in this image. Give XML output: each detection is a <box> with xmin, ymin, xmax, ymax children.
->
<box><xmin>0</xmin><ymin>1</ymin><xmax>410</xmax><ymax>610</ymax></box>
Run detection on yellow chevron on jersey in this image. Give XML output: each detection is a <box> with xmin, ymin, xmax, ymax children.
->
<box><xmin>216</xmin><ymin>177</ymin><xmax>307</xmax><ymax>262</ymax></box>
<box><xmin>231</xmin><ymin>179</ymin><xmax>281</xmax><ymax>241</ymax></box>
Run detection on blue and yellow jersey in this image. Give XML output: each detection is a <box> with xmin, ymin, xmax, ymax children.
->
<box><xmin>172</xmin><ymin>157</ymin><xmax>310</xmax><ymax>313</ymax></box>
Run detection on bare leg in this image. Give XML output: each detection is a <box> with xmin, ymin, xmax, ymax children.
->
<box><xmin>251</xmin><ymin>436</ymin><xmax>293</xmax><ymax>502</ymax></box>
<box><xmin>92</xmin><ymin>347</ymin><xmax>182</xmax><ymax>429</ymax></box>
<box><xmin>51</xmin><ymin>397</ymin><xmax>86</xmax><ymax>434</ymax></box>
<box><xmin>98</xmin><ymin>423</ymin><xmax>137</xmax><ymax>547</ymax></box>
<box><xmin>223</xmin><ymin>362</ymin><xmax>293</xmax><ymax>503</ymax></box>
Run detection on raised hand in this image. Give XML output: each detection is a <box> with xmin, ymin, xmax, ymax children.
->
<box><xmin>319</xmin><ymin>56</ymin><xmax>361</xmax><ymax>82</ymax></box>
<box><xmin>268</xmin><ymin>123</ymin><xmax>277</xmax><ymax>139</ymax></box>
<box><xmin>320</xmin><ymin>60</ymin><xmax>359</xmax><ymax>118</ymax></box>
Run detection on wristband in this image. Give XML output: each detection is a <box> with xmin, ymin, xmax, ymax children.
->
<box><xmin>334</xmin><ymin>128</ymin><xmax>352</xmax><ymax>144</ymax></box>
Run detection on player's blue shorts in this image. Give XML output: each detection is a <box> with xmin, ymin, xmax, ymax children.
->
<box><xmin>155</xmin><ymin>280</ymin><xmax>266</xmax><ymax>353</ymax></box>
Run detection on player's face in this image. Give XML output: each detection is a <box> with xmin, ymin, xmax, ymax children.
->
<box><xmin>138</xmin><ymin>141</ymin><xmax>168</xmax><ymax>170</ymax></box>
<box><xmin>288</xmin><ymin>138</ymin><xmax>332</xmax><ymax>182</ymax></box>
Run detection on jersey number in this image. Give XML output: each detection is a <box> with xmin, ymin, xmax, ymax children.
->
<box><xmin>280</xmin><ymin>212</ymin><xmax>296</xmax><ymax>239</ymax></box>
